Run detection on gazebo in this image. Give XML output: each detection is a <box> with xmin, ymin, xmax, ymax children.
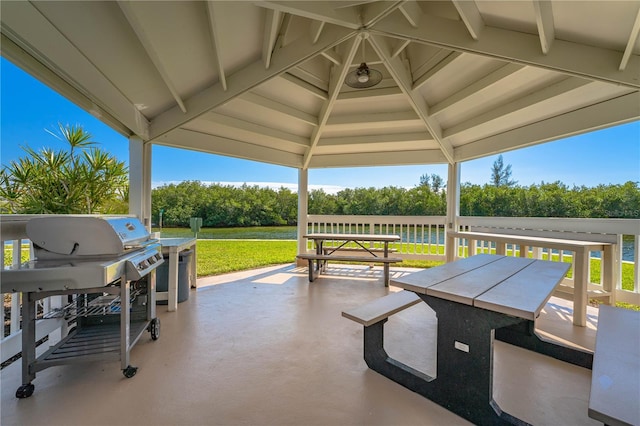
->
<box><xmin>2</xmin><ymin>1</ymin><xmax>638</xmax><ymax>241</ymax></box>
<box><xmin>2</xmin><ymin>2</ymin><xmax>640</xmax><ymax>424</ymax></box>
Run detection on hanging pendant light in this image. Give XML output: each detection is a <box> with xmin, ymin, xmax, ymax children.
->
<box><xmin>345</xmin><ymin>35</ymin><xmax>382</xmax><ymax>89</ymax></box>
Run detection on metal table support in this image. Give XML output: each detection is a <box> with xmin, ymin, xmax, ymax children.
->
<box><xmin>362</xmin><ymin>295</ymin><xmax>593</xmax><ymax>426</ymax></box>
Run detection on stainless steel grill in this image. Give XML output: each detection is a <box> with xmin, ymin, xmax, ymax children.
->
<box><xmin>0</xmin><ymin>216</ymin><xmax>163</xmax><ymax>398</ymax></box>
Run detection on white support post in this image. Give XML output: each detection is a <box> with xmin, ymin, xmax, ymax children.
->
<box><xmin>297</xmin><ymin>168</ymin><xmax>309</xmax><ymax>266</ymax></box>
<box><xmin>129</xmin><ymin>136</ymin><xmax>153</xmax><ymax>229</ymax></box>
<box><xmin>445</xmin><ymin>162</ymin><xmax>461</xmax><ymax>262</ymax></box>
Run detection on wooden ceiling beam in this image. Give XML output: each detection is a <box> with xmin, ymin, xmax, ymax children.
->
<box><xmin>454</xmin><ymin>93</ymin><xmax>640</xmax><ymax>162</ymax></box>
<box><xmin>256</xmin><ymin>1</ymin><xmax>361</xmax><ymax>29</ymax></box>
<box><xmin>620</xmin><ymin>7</ymin><xmax>640</xmax><ymax>71</ymax></box>
<box><xmin>398</xmin><ymin>1</ymin><xmax>422</xmax><ymax>28</ymax></box>
<box><xmin>371</xmin><ymin>10</ymin><xmax>640</xmax><ymax>88</ymax></box>
<box><xmin>370</xmin><ymin>34</ymin><xmax>455</xmax><ymax>163</ymax></box>
<box><xmin>149</xmin><ymin>26</ymin><xmax>355</xmax><ymax>140</ymax></box>
<box><xmin>205</xmin><ymin>1</ymin><xmax>227</xmax><ymax>90</ymax></box>
<box><xmin>118</xmin><ymin>1</ymin><xmax>187</xmax><ymax>112</ymax></box>
<box><xmin>303</xmin><ymin>35</ymin><xmax>361</xmax><ymax>169</ymax></box>
<box><xmin>262</xmin><ymin>9</ymin><xmax>282</xmax><ymax>69</ymax></box>
<box><xmin>444</xmin><ymin>78</ymin><xmax>594</xmax><ymax>138</ymax></box>
<box><xmin>451</xmin><ymin>0</ymin><xmax>484</xmax><ymax>40</ymax></box>
<box><xmin>430</xmin><ymin>63</ymin><xmax>526</xmax><ymax>116</ymax></box>
<box><xmin>156</xmin><ymin>128</ymin><xmax>302</xmax><ymax>168</ymax></box>
<box><xmin>533</xmin><ymin>0</ymin><xmax>555</xmax><ymax>54</ymax></box>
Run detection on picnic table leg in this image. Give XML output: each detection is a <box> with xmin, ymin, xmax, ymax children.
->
<box><xmin>519</xmin><ymin>244</ymin><xmax>529</xmax><ymax>258</ymax></box>
<box><xmin>383</xmin><ymin>242</ymin><xmax>390</xmax><ymax>287</ymax></box>
<box><xmin>601</xmin><ymin>245</ymin><xmax>615</xmax><ymax>305</ymax></box>
<box><xmin>573</xmin><ymin>249</ymin><xmax>588</xmax><ymax>327</ymax></box>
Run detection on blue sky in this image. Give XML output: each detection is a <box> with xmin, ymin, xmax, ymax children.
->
<box><xmin>2</xmin><ymin>57</ymin><xmax>639</xmax><ymax>192</ymax></box>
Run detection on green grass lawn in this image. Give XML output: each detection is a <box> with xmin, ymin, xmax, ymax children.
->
<box><xmin>4</xmin><ymin>240</ymin><xmax>638</xmax><ymax>310</ymax></box>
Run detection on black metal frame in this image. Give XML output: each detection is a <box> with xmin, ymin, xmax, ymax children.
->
<box><xmin>361</xmin><ymin>295</ymin><xmax>593</xmax><ymax>426</ymax></box>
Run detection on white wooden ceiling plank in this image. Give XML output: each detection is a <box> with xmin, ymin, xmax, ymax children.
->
<box><xmin>308</xmin><ymin>149</ymin><xmax>448</xmax><ymax>168</ymax></box>
<box><xmin>327</xmin><ymin>110</ymin><xmax>418</xmax><ymax>125</ymax></box>
<box><xmin>620</xmin><ymin>7</ymin><xmax>640</xmax><ymax>71</ymax></box>
<box><xmin>444</xmin><ymin>78</ymin><xmax>593</xmax><ymax>138</ymax></box>
<box><xmin>262</xmin><ymin>9</ymin><xmax>282</xmax><ymax>69</ymax></box>
<box><xmin>280</xmin><ymin>73</ymin><xmax>329</xmax><ymax>100</ymax></box>
<box><xmin>413</xmin><ymin>51</ymin><xmax>463</xmax><ymax>90</ymax></box>
<box><xmin>202</xmin><ymin>112</ymin><xmax>309</xmax><ymax>148</ymax></box>
<box><xmin>338</xmin><ymin>86</ymin><xmax>402</xmax><ymax>100</ymax></box>
<box><xmin>240</xmin><ymin>92</ymin><xmax>318</xmax><ymax>126</ymax></box>
<box><xmin>372</xmin><ymin>11</ymin><xmax>640</xmax><ymax>89</ymax></box>
<box><xmin>533</xmin><ymin>0</ymin><xmax>555</xmax><ymax>54</ymax></box>
<box><xmin>453</xmin><ymin>93</ymin><xmax>640</xmax><ymax>162</ymax></box>
<box><xmin>303</xmin><ymin>35</ymin><xmax>361</xmax><ymax>169</ymax></box>
<box><xmin>451</xmin><ymin>0</ymin><xmax>484</xmax><ymax>40</ymax></box>
<box><xmin>398</xmin><ymin>1</ymin><xmax>422</xmax><ymax>28</ymax></box>
<box><xmin>411</xmin><ymin>49</ymin><xmax>452</xmax><ymax>80</ymax></box>
<box><xmin>370</xmin><ymin>34</ymin><xmax>455</xmax><ymax>163</ymax></box>
<box><xmin>155</xmin><ymin>128</ymin><xmax>303</xmax><ymax>168</ymax></box>
<box><xmin>204</xmin><ymin>2</ymin><xmax>228</xmax><ymax>91</ymax></box>
<box><xmin>430</xmin><ymin>63</ymin><xmax>526</xmax><ymax>116</ymax></box>
<box><xmin>256</xmin><ymin>1</ymin><xmax>361</xmax><ymax>29</ymax></box>
<box><xmin>319</xmin><ymin>132</ymin><xmax>433</xmax><ymax>146</ymax></box>
<box><xmin>149</xmin><ymin>26</ymin><xmax>355</xmax><ymax>140</ymax></box>
<box><xmin>117</xmin><ymin>1</ymin><xmax>186</xmax><ymax>113</ymax></box>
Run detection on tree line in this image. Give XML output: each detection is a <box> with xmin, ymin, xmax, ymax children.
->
<box><xmin>2</xmin><ymin>130</ymin><xmax>637</xmax><ymax>224</ymax></box>
<box><xmin>151</xmin><ymin>179</ymin><xmax>640</xmax><ymax>228</ymax></box>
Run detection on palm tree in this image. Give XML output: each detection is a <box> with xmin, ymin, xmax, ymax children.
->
<box><xmin>0</xmin><ymin>123</ymin><xmax>128</xmax><ymax>214</ymax></box>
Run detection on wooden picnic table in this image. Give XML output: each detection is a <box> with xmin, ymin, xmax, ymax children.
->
<box><xmin>300</xmin><ymin>233</ymin><xmax>401</xmax><ymax>286</ymax></box>
<box><xmin>372</xmin><ymin>254</ymin><xmax>594</xmax><ymax>425</ymax></box>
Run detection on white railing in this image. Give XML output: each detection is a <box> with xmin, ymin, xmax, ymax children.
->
<box><xmin>306</xmin><ymin>215</ymin><xmax>640</xmax><ymax>306</ymax></box>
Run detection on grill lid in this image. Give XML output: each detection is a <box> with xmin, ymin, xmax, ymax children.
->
<box><xmin>27</xmin><ymin>217</ymin><xmax>150</xmax><ymax>258</ymax></box>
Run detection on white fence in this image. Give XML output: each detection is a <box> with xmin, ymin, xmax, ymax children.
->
<box><xmin>307</xmin><ymin>215</ymin><xmax>640</xmax><ymax>305</ymax></box>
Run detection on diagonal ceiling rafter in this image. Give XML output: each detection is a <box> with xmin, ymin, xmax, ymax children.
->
<box><xmin>205</xmin><ymin>1</ymin><xmax>227</xmax><ymax>91</ymax></box>
<box><xmin>302</xmin><ymin>34</ymin><xmax>361</xmax><ymax>169</ymax></box>
<box><xmin>369</xmin><ymin>34</ymin><xmax>455</xmax><ymax>164</ymax></box>
<box><xmin>118</xmin><ymin>1</ymin><xmax>187</xmax><ymax>112</ymax></box>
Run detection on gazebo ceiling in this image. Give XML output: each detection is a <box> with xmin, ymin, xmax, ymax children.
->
<box><xmin>2</xmin><ymin>1</ymin><xmax>639</xmax><ymax>169</ymax></box>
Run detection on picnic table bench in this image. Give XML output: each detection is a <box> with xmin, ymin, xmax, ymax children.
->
<box><xmin>299</xmin><ymin>233</ymin><xmax>402</xmax><ymax>286</ymax></box>
<box><xmin>588</xmin><ymin>305</ymin><xmax>640</xmax><ymax>426</ymax></box>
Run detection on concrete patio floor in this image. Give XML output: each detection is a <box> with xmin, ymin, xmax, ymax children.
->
<box><xmin>1</xmin><ymin>264</ymin><xmax>601</xmax><ymax>425</ymax></box>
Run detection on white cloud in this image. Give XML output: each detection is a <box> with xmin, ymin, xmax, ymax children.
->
<box><xmin>151</xmin><ymin>180</ymin><xmax>345</xmax><ymax>194</ymax></box>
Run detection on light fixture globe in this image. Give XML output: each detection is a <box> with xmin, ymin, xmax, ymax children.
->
<box><xmin>346</xmin><ymin>62</ymin><xmax>382</xmax><ymax>89</ymax></box>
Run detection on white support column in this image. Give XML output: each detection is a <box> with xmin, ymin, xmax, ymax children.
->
<box><xmin>129</xmin><ymin>136</ymin><xmax>153</xmax><ymax>229</ymax></box>
<box><xmin>445</xmin><ymin>162</ymin><xmax>461</xmax><ymax>262</ymax></box>
<box><xmin>297</xmin><ymin>168</ymin><xmax>309</xmax><ymax>266</ymax></box>
<box><xmin>143</xmin><ymin>142</ymin><xmax>153</xmax><ymax>231</ymax></box>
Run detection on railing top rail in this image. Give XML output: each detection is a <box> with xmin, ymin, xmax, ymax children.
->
<box><xmin>457</xmin><ymin>216</ymin><xmax>640</xmax><ymax>235</ymax></box>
